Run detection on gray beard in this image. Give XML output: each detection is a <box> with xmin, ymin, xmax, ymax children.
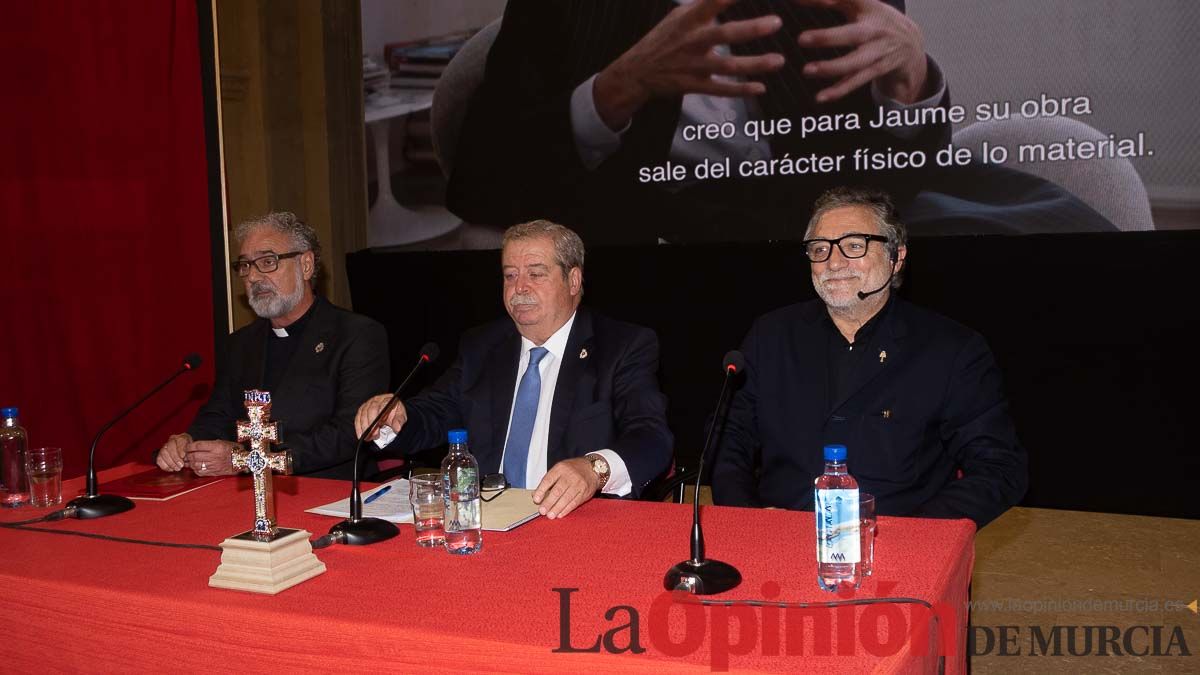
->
<box><xmin>248</xmin><ymin>269</ymin><xmax>306</xmax><ymax>319</ymax></box>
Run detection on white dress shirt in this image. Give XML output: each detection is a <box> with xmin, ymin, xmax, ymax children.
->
<box><xmin>499</xmin><ymin>312</ymin><xmax>633</xmax><ymax>496</ymax></box>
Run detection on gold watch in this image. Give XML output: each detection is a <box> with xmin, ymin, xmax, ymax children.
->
<box><xmin>586</xmin><ymin>453</ymin><xmax>610</xmax><ymax>492</ymax></box>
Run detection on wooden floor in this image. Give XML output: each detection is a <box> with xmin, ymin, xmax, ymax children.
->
<box><xmin>971</xmin><ymin>507</ymin><xmax>1200</xmax><ymax>673</ymax></box>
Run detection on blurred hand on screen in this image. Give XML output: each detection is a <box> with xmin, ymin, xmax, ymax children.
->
<box><xmin>594</xmin><ymin>0</ymin><xmax>785</xmax><ymax>131</ymax></box>
<box><xmin>794</xmin><ymin>0</ymin><xmax>929</xmax><ymax>104</ymax></box>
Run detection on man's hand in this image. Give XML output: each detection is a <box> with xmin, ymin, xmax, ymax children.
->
<box><xmin>156</xmin><ymin>433</ymin><xmax>193</xmax><ymax>472</ymax></box>
<box><xmin>594</xmin><ymin>0</ymin><xmax>785</xmax><ymax>131</ymax></box>
<box><xmin>532</xmin><ymin>457</ymin><xmax>600</xmax><ymax>519</ymax></box>
<box><xmin>354</xmin><ymin>394</ymin><xmax>407</xmax><ymax>441</ymax></box>
<box><xmin>184</xmin><ymin>440</ymin><xmax>237</xmax><ymax>476</ymax></box>
<box><xmin>795</xmin><ymin>0</ymin><xmax>929</xmax><ymax>104</ymax></box>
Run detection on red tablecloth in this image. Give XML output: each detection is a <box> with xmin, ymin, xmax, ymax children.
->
<box><xmin>1</xmin><ymin>465</ymin><xmax>972</xmax><ymax>673</ymax></box>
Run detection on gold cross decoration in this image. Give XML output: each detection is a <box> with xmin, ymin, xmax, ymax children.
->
<box><xmin>232</xmin><ymin>390</ymin><xmax>292</xmax><ymax>541</ymax></box>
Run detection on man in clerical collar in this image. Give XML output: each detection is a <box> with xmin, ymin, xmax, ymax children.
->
<box><xmin>156</xmin><ymin>212</ymin><xmax>389</xmax><ymax>480</ymax></box>
<box><xmin>711</xmin><ymin>187</ymin><xmax>1027</xmax><ymax>528</ymax></box>
<box><xmin>357</xmin><ymin>220</ymin><xmax>673</xmax><ymax>519</ymax></box>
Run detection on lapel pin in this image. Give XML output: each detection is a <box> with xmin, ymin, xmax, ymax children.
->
<box><xmin>579</xmin><ymin>348</ymin><xmax>588</xmax><ymax>359</ymax></box>
<box><xmin>879</xmin><ymin>350</ymin><xmax>887</xmax><ymax>364</ymax></box>
<box><xmin>882</xmin><ymin>409</ymin><xmax>892</xmax><ymax>419</ymax></box>
<box><xmin>315</xmin><ymin>342</ymin><xmax>325</xmax><ymax>354</ymax></box>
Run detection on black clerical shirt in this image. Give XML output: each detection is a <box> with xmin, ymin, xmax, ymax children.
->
<box><xmin>824</xmin><ymin>295</ymin><xmax>894</xmax><ymax>411</ymax></box>
<box><xmin>263</xmin><ymin>300</ymin><xmax>316</xmax><ymax>391</ymax></box>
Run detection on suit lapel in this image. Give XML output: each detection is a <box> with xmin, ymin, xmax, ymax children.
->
<box><xmin>273</xmin><ymin>298</ymin><xmax>331</xmax><ymax>405</ymax></box>
<box><xmin>245</xmin><ymin>321</ymin><xmax>269</xmax><ymax>389</ymax></box>
<box><xmin>489</xmin><ymin>329</ymin><xmax>522</xmax><ymax>457</ymax></box>
<box><xmin>791</xmin><ymin>303</ymin><xmax>832</xmax><ymax>421</ymax></box>
<box><xmin>547</xmin><ymin>309</ymin><xmax>594</xmax><ymax>467</ymax></box>
<box><xmin>828</xmin><ymin>299</ymin><xmax>909</xmax><ymax>415</ymax></box>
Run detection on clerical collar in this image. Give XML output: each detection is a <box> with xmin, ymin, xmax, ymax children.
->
<box><xmin>268</xmin><ymin>298</ymin><xmax>318</xmax><ymax>340</ymax></box>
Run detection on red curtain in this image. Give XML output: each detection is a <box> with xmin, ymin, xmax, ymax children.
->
<box><xmin>0</xmin><ymin>1</ymin><xmax>215</xmax><ymax>479</ymax></box>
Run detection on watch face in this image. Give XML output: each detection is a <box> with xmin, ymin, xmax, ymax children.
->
<box><xmin>592</xmin><ymin>457</ymin><xmax>609</xmax><ymax>474</ymax></box>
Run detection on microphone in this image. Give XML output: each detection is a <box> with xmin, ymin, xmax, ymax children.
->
<box><xmin>663</xmin><ymin>350</ymin><xmax>744</xmax><ymax>594</ymax></box>
<box><xmin>66</xmin><ymin>353</ymin><xmax>202</xmax><ymax>519</ymax></box>
<box><xmin>856</xmin><ymin>257</ymin><xmax>898</xmax><ymax>300</ymax></box>
<box><xmin>327</xmin><ymin>342</ymin><xmax>439</xmax><ymax>546</ymax></box>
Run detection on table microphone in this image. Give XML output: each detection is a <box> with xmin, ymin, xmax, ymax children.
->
<box><xmin>327</xmin><ymin>342</ymin><xmax>438</xmax><ymax>546</ymax></box>
<box><xmin>663</xmin><ymin>350</ymin><xmax>744</xmax><ymax>595</ymax></box>
<box><xmin>65</xmin><ymin>353</ymin><xmax>202</xmax><ymax>520</ymax></box>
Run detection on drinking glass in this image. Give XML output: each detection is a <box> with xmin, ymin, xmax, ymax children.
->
<box><xmin>26</xmin><ymin>447</ymin><xmax>63</xmax><ymax>507</ymax></box>
<box><xmin>409</xmin><ymin>473</ymin><xmax>444</xmax><ymax>547</ymax></box>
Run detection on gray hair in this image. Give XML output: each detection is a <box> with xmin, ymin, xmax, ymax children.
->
<box><xmin>234</xmin><ymin>212</ymin><xmax>322</xmax><ymax>287</ymax></box>
<box><xmin>502</xmin><ymin>219</ymin><xmax>586</xmax><ymax>278</ymax></box>
<box><xmin>805</xmin><ymin>187</ymin><xmax>907</xmax><ymax>288</ymax></box>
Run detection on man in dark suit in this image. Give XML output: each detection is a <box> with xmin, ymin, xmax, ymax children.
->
<box><xmin>448</xmin><ymin>0</ymin><xmax>951</xmax><ymax>244</ymax></box>
<box><xmin>356</xmin><ymin>221</ymin><xmax>673</xmax><ymax>518</ymax></box>
<box><xmin>156</xmin><ymin>212</ymin><xmax>389</xmax><ymax>480</ymax></box>
<box><xmin>711</xmin><ymin>187</ymin><xmax>1027</xmax><ymax>528</ymax></box>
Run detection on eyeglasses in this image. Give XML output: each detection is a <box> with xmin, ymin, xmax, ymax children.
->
<box><xmin>801</xmin><ymin>234</ymin><xmax>890</xmax><ymax>263</ymax></box>
<box><xmin>481</xmin><ymin>473</ymin><xmax>509</xmax><ymax>502</ymax></box>
<box><xmin>231</xmin><ymin>251</ymin><xmax>305</xmax><ymax>277</ymax></box>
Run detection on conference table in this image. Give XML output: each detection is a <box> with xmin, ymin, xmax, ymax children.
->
<box><xmin>1</xmin><ymin>464</ymin><xmax>973</xmax><ymax>673</ymax></box>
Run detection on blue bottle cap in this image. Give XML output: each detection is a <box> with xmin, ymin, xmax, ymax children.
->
<box><xmin>448</xmin><ymin>428</ymin><xmax>468</xmax><ymax>444</ymax></box>
<box><xmin>823</xmin><ymin>444</ymin><xmax>847</xmax><ymax>462</ymax></box>
<box><xmin>1</xmin><ymin>407</ymin><xmax>17</xmax><ymax>418</ymax></box>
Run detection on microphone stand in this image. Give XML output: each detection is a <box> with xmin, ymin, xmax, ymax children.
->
<box><xmin>67</xmin><ymin>355</ymin><xmax>201</xmax><ymax>519</ymax></box>
<box><xmin>328</xmin><ymin>345</ymin><xmax>437</xmax><ymax>546</ymax></box>
<box><xmin>664</xmin><ymin>352</ymin><xmax>743</xmax><ymax>594</ymax></box>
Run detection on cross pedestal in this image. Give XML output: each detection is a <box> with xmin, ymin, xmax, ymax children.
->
<box><xmin>210</xmin><ymin>390</ymin><xmax>325</xmax><ymax>594</ymax></box>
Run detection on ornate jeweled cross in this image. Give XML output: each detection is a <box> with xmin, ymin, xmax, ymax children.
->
<box><xmin>232</xmin><ymin>390</ymin><xmax>292</xmax><ymax>541</ymax></box>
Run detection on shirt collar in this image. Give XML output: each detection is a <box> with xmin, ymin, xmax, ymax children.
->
<box><xmin>520</xmin><ymin>311</ymin><xmax>577</xmax><ymax>362</ymax></box>
<box><xmin>268</xmin><ymin>296</ymin><xmax>318</xmax><ymax>339</ymax></box>
<box><xmin>822</xmin><ymin>293</ymin><xmax>894</xmax><ymax>345</ymax></box>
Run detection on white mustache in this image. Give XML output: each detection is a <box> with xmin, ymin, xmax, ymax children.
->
<box><xmin>250</xmin><ymin>281</ymin><xmax>277</xmax><ymax>295</ymax></box>
<box><xmin>819</xmin><ymin>272</ymin><xmax>861</xmax><ymax>283</ymax></box>
<box><xmin>510</xmin><ymin>293</ymin><xmax>537</xmax><ymax>307</ymax></box>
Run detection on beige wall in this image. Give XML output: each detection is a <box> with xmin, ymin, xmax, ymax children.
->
<box><xmin>215</xmin><ymin>0</ymin><xmax>367</xmax><ymax>330</ymax></box>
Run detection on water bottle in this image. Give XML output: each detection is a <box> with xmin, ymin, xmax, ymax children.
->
<box><xmin>442</xmin><ymin>428</ymin><xmax>482</xmax><ymax>555</ymax></box>
<box><xmin>1</xmin><ymin>407</ymin><xmax>31</xmax><ymax>508</ymax></box>
<box><xmin>814</xmin><ymin>443</ymin><xmax>859</xmax><ymax>591</ymax></box>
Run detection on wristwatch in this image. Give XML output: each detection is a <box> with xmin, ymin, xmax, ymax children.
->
<box><xmin>586</xmin><ymin>453</ymin><xmax>611</xmax><ymax>492</ymax></box>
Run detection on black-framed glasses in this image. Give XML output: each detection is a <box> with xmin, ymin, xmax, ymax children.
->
<box><xmin>481</xmin><ymin>473</ymin><xmax>509</xmax><ymax>502</ymax></box>
<box><xmin>801</xmin><ymin>234</ymin><xmax>890</xmax><ymax>263</ymax></box>
<box><xmin>231</xmin><ymin>251</ymin><xmax>305</xmax><ymax>277</ymax></box>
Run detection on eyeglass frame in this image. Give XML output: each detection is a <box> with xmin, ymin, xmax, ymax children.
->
<box><xmin>481</xmin><ymin>473</ymin><xmax>509</xmax><ymax>502</ymax></box>
<box><xmin>230</xmin><ymin>250</ymin><xmax>306</xmax><ymax>277</ymax></box>
<box><xmin>800</xmin><ymin>234</ymin><xmax>891</xmax><ymax>263</ymax></box>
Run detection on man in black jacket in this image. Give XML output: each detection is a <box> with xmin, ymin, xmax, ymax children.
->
<box><xmin>711</xmin><ymin>187</ymin><xmax>1027</xmax><ymax>528</ymax></box>
<box><xmin>156</xmin><ymin>212</ymin><xmax>389</xmax><ymax>480</ymax></box>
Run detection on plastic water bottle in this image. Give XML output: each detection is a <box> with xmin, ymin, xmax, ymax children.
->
<box><xmin>1</xmin><ymin>407</ymin><xmax>31</xmax><ymax>508</ymax></box>
<box><xmin>442</xmin><ymin>428</ymin><xmax>482</xmax><ymax>555</ymax></box>
<box><xmin>815</xmin><ymin>444</ymin><xmax>860</xmax><ymax>591</ymax></box>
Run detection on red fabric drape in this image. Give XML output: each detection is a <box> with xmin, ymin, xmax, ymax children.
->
<box><xmin>0</xmin><ymin>1</ymin><xmax>214</xmax><ymax>478</ymax></box>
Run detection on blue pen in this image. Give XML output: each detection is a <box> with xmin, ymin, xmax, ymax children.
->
<box><xmin>364</xmin><ymin>485</ymin><xmax>392</xmax><ymax>504</ymax></box>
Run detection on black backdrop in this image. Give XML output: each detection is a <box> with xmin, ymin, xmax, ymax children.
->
<box><xmin>347</xmin><ymin>230</ymin><xmax>1200</xmax><ymax>519</ymax></box>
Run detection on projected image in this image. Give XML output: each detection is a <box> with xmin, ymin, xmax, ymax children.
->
<box><xmin>431</xmin><ymin>0</ymin><xmax>1196</xmax><ymax>245</ymax></box>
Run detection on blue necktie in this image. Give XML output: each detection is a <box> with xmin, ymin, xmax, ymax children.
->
<box><xmin>503</xmin><ymin>347</ymin><xmax>549</xmax><ymax>488</ymax></box>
